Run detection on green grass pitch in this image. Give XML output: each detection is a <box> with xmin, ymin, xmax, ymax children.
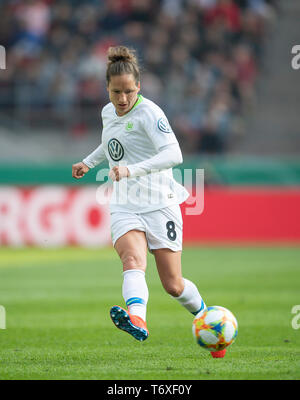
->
<box><xmin>0</xmin><ymin>246</ymin><xmax>299</xmax><ymax>380</ymax></box>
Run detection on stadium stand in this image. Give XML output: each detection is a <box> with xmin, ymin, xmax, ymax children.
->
<box><xmin>0</xmin><ymin>0</ymin><xmax>278</xmax><ymax>157</ymax></box>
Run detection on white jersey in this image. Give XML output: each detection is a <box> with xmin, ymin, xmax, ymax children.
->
<box><xmin>83</xmin><ymin>95</ymin><xmax>189</xmax><ymax>214</ymax></box>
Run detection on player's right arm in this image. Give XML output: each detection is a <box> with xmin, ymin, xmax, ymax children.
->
<box><xmin>72</xmin><ymin>161</ymin><xmax>90</xmax><ymax>179</ymax></box>
<box><xmin>72</xmin><ymin>143</ymin><xmax>106</xmax><ymax>179</ymax></box>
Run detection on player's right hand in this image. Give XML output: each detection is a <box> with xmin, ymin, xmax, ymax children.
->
<box><xmin>72</xmin><ymin>162</ymin><xmax>90</xmax><ymax>179</ymax></box>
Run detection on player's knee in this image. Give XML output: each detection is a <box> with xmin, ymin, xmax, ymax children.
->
<box><xmin>163</xmin><ymin>279</ymin><xmax>184</xmax><ymax>297</ymax></box>
<box><xmin>122</xmin><ymin>254</ymin><xmax>145</xmax><ymax>270</ymax></box>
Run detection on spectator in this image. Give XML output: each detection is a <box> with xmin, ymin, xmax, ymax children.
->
<box><xmin>0</xmin><ymin>0</ymin><xmax>278</xmax><ymax>154</ymax></box>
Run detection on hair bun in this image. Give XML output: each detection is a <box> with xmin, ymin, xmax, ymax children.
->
<box><xmin>106</xmin><ymin>45</ymin><xmax>140</xmax><ymax>84</ymax></box>
<box><xmin>107</xmin><ymin>46</ymin><xmax>137</xmax><ymax>65</ymax></box>
<box><xmin>109</xmin><ymin>54</ymin><xmax>130</xmax><ymax>63</ymax></box>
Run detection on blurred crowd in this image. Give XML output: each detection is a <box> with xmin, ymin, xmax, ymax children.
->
<box><xmin>0</xmin><ymin>0</ymin><xmax>278</xmax><ymax>154</ymax></box>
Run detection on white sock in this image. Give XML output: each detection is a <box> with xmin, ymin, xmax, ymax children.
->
<box><xmin>173</xmin><ymin>278</ymin><xmax>206</xmax><ymax>316</ymax></box>
<box><xmin>122</xmin><ymin>269</ymin><xmax>149</xmax><ymax>321</ymax></box>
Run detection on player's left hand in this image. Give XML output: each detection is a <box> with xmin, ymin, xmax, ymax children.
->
<box><xmin>109</xmin><ymin>166</ymin><xmax>130</xmax><ymax>182</ymax></box>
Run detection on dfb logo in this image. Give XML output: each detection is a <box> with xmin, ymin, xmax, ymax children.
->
<box><xmin>291</xmin><ymin>305</ymin><xmax>300</xmax><ymax>330</ymax></box>
<box><xmin>0</xmin><ymin>305</ymin><xmax>6</xmax><ymax>329</ymax></box>
<box><xmin>291</xmin><ymin>45</ymin><xmax>300</xmax><ymax>70</ymax></box>
<box><xmin>0</xmin><ymin>45</ymin><xmax>6</xmax><ymax>70</ymax></box>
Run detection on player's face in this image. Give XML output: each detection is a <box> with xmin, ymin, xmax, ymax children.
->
<box><xmin>107</xmin><ymin>74</ymin><xmax>140</xmax><ymax>116</ymax></box>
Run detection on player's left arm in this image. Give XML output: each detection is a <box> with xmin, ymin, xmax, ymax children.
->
<box><xmin>109</xmin><ymin>141</ymin><xmax>183</xmax><ymax>181</ymax></box>
<box><xmin>125</xmin><ymin>107</ymin><xmax>183</xmax><ymax>179</ymax></box>
<box><xmin>110</xmin><ymin>107</ymin><xmax>183</xmax><ymax>181</ymax></box>
<box><xmin>126</xmin><ymin>142</ymin><xmax>183</xmax><ymax>178</ymax></box>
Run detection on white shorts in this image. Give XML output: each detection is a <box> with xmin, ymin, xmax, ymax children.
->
<box><xmin>110</xmin><ymin>204</ymin><xmax>183</xmax><ymax>252</ymax></box>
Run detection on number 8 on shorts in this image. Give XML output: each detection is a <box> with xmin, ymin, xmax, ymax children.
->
<box><xmin>166</xmin><ymin>221</ymin><xmax>177</xmax><ymax>241</ymax></box>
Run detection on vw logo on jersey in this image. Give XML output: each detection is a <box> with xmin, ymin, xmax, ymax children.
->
<box><xmin>108</xmin><ymin>138</ymin><xmax>124</xmax><ymax>161</ymax></box>
<box><xmin>157</xmin><ymin>117</ymin><xmax>172</xmax><ymax>133</ymax></box>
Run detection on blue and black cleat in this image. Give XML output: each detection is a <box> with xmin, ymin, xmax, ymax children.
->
<box><xmin>110</xmin><ymin>305</ymin><xmax>149</xmax><ymax>342</ymax></box>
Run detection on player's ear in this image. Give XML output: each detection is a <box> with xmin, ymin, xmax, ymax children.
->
<box><xmin>136</xmin><ymin>81</ymin><xmax>141</xmax><ymax>92</ymax></box>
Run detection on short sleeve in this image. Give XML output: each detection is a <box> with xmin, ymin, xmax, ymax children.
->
<box><xmin>142</xmin><ymin>105</ymin><xmax>178</xmax><ymax>152</ymax></box>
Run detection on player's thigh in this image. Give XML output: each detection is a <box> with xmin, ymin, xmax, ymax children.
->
<box><xmin>152</xmin><ymin>248</ymin><xmax>184</xmax><ymax>297</ymax></box>
<box><xmin>114</xmin><ymin>230</ymin><xmax>148</xmax><ymax>272</ymax></box>
<box><xmin>143</xmin><ymin>204</ymin><xmax>183</xmax><ymax>253</ymax></box>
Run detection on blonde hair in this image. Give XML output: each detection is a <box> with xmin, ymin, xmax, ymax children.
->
<box><xmin>106</xmin><ymin>46</ymin><xmax>140</xmax><ymax>85</ymax></box>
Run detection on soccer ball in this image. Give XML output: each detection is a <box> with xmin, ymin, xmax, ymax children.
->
<box><xmin>192</xmin><ymin>306</ymin><xmax>238</xmax><ymax>352</ymax></box>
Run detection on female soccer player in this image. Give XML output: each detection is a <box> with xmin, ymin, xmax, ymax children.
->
<box><xmin>72</xmin><ymin>46</ymin><xmax>223</xmax><ymax>357</ymax></box>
